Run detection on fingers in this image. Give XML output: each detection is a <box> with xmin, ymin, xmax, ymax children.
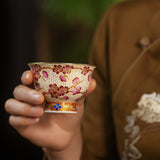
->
<box><xmin>86</xmin><ymin>78</ymin><xmax>96</xmax><ymax>96</ymax></box>
<box><xmin>5</xmin><ymin>71</ymin><xmax>45</xmax><ymax>128</ymax></box>
<box><xmin>13</xmin><ymin>85</ymin><xmax>44</xmax><ymax>105</ymax></box>
<box><xmin>21</xmin><ymin>70</ymin><xmax>33</xmax><ymax>85</ymax></box>
<box><xmin>9</xmin><ymin>115</ymin><xmax>39</xmax><ymax>127</ymax></box>
<box><xmin>5</xmin><ymin>99</ymin><xmax>44</xmax><ymax>117</ymax></box>
<box><xmin>5</xmin><ymin>98</ymin><xmax>44</xmax><ymax>127</ymax></box>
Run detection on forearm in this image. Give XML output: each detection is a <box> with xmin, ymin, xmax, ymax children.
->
<box><xmin>43</xmin><ymin>128</ymin><xmax>82</xmax><ymax>160</ymax></box>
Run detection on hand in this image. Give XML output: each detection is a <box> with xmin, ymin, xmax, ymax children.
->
<box><xmin>5</xmin><ymin>71</ymin><xmax>96</xmax><ymax>152</ymax></box>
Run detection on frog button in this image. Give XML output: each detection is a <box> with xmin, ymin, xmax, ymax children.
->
<box><xmin>139</xmin><ymin>36</ymin><xmax>151</xmax><ymax>50</ymax></box>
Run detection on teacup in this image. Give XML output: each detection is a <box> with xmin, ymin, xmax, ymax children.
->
<box><xmin>28</xmin><ymin>62</ymin><xmax>95</xmax><ymax>113</ymax></box>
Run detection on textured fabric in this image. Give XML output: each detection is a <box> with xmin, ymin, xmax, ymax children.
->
<box><xmin>81</xmin><ymin>0</ymin><xmax>160</xmax><ymax>159</ymax></box>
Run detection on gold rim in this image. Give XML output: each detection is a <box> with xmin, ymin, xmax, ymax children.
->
<box><xmin>28</xmin><ymin>62</ymin><xmax>96</xmax><ymax>68</ymax></box>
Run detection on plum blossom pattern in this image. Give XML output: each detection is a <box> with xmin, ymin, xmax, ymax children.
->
<box><xmin>31</xmin><ymin>64</ymin><xmax>41</xmax><ymax>72</ymax></box>
<box><xmin>73</xmin><ymin>86</ymin><xmax>81</xmax><ymax>95</ymax></box>
<box><xmin>88</xmin><ymin>74</ymin><xmax>91</xmax><ymax>81</ymax></box>
<box><xmin>31</xmin><ymin>64</ymin><xmax>41</xmax><ymax>81</ymax></box>
<box><xmin>72</xmin><ymin>77</ymin><xmax>79</xmax><ymax>84</ymax></box>
<box><xmin>59</xmin><ymin>75</ymin><xmax>67</xmax><ymax>82</ymax></box>
<box><xmin>28</xmin><ymin>63</ymin><xmax>95</xmax><ymax>113</ymax></box>
<box><xmin>53</xmin><ymin>65</ymin><xmax>63</xmax><ymax>74</ymax></box>
<box><xmin>35</xmin><ymin>82</ymin><xmax>40</xmax><ymax>88</ymax></box>
<box><xmin>49</xmin><ymin>84</ymin><xmax>60</xmax><ymax>98</ymax></box>
<box><xmin>59</xmin><ymin>86</ymin><xmax>69</xmax><ymax>95</ymax></box>
<box><xmin>42</xmin><ymin>71</ymin><xmax>48</xmax><ymax>78</ymax></box>
<box><xmin>63</xmin><ymin>96</ymin><xmax>69</xmax><ymax>100</ymax></box>
<box><xmin>81</xmin><ymin>66</ymin><xmax>89</xmax><ymax>75</ymax></box>
<box><xmin>53</xmin><ymin>65</ymin><xmax>73</xmax><ymax>74</ymax></box>
<box><xmin>63</xmin><ymin>65</ymin><xmax>73</xmax><ymax>74</ymax></box>
<box><xmin>49</xmin><ymin>84</ymin><xmax>69</xmax><ymax>98</ymax></box>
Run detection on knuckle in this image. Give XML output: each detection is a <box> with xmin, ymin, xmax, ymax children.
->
<box><xmin>21</xmin><ymin>103</ymin><xmax>31</xmax><ymax>115</ymax></box>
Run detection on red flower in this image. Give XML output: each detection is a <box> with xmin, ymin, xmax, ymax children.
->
<box><xmin>81</xmin><ymin>67</ymin><xmax>89</xmax><ymax>75</ymax></box>
<box><xmin>33</xmin><ymin>72</ymin><xmax>41</xmax><ymax>81</ymax></box>
<box><xmin>49</xmin><ymin>84</ymin><xmax>58</xmax><ymax>93</ymax></box>
<box><xmin>72</xmin><ymin>77</ymin><xmax>79</xmax><ymax>84</ymax></box>
<box><xmin>59</xmin><ymin>86</ymin><xmax>69</xmax><ymax>95</ymax></box>
<box><xmin>63</xmin><ymin>65</ymin><xmax>73</xmax><ymax>74</ymax></box>
<box><xmin>88</xmin><ymin>74</ymin><xmax>91</xmax><ymax>81</ymax></box>
<box><xmin>35</xmin><ymin>82</ymin><xmax>40</xmax><ymax>88</ymax></box>
<box><xmin>48</xmin><ymin>84</ymin><xmax>69</xmax><ymax>98</ymax></box>
<box><xmin>59</xmin><ymin>75</ymin><xmax>67</xmax><ymax>82</ymax></box>
<box><xmin>42</xmin><ymin>71</ymin><xmax>48</xmax><ymax>78</ymax></box>
<box><xmin>31</xmin><ymin>64</ymin><xmax>41</xmax><ymax>73</ymax></box>
<box><xmin>53</xmin><ymin>65</ymin><xmax>63</xmax><ymax>74</ymax></box>
<box><xmin>73</xmin><ymin>86</ymin><xmax>81</xmax><ymax>95</ymax></box>
<box><xmin>31</xmin><ymin>64</ymin><xmax>41</xmax><ymax>81</ymax></box>
<box><xmin>49</xmin><ymin>84</ymin><xmax>60</xmax><ymax>98</ymax></box>
<box><xmin>63</xmin><ymin>96</ymin><xmax>69</xmax><ymax>100</ymax></box>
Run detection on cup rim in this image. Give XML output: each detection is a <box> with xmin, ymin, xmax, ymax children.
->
<box><xmin>28</xmin><ymin>62</ymin><xmax>96</xmax><ymax>68</ymax></box>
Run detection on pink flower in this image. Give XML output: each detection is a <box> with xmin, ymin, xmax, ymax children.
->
<box><xmin>63</xmin><ymin>96</ymin><xmax>69</xmax><ymax>100</ymax></box>
<box><xmin>49</xmin><ymin>84</ymin><xmax>59</xmax><ymax>94</ymax></box>
<box><xmin>59</xmin><ymin>75</ymin><xmax>67</xmax><ymax>82</ymax></box>
<box><xmin>31</xmin><ymin>64</ymin><xmax>41</xmax><ymax>73</ymax></box>
<box><xmin>88</xmin><ymin>74</ymin><xmax>91</xmax><ymax>81</ymax></box>
<box><xmin>31</xmin><ymin>64</ymin><xmax>41</xmax><ymax>81</ymax></box>
<box><xmin>33</xmin><ymin>72</ymin><xmax>41</xmax><ymax>81</ymax></box>
<box><xmin>72</xmin><ymin>77</ymin><xmax>79</xmax><ymax>84</ymax></box>
<box><xmin>81</xmin><ymin>66</ymin><xmax>90</xmax><ymax>75</ymax></box>
<box><xmin>42</xmin><ymin>71</ymin><xmax>48</xmax><ymax>78</ymax></box>
<box><xmin>48</xmin><ymin>84</ymin><xmax>69</xmax><ymax>98</ymax></box>
<box><xmin>59</xmin><ymin>86</ymin><xmax>69</xmax><ymax>95</ymax></box>
<box><xmin>63</xmin><ymin>65</ymin><xmax>73</xmax><ymax>74</ymax></box>
<box><xmin>35</xmin><ymin>82</ymin><xmax>40</xmax><ymax>88</ymax></box>
<box><xmin>53</xmin><ymin>65</ymin><xmax>63</xmax><ymax>74</ymax></box>
<box><xmin>73</xmin><ymin>86</ymin><xmax>81</xmax><ymax>95</ymax></box>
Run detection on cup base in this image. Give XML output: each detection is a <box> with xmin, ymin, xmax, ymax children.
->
<box><xmin>45</xmin><ymin>101</ymin><xmax>77</xmax><ymax>113</ymax></box>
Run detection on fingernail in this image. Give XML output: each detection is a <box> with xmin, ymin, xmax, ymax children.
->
<box><xmin>25</xmin><ymin>72</ymin><xmax>30</xmax><ymax>80</ymax></box>
<box><xmin>23</xmin><ymin>72</ymin><xmax>30</xmax><ymax>84</ymax></box>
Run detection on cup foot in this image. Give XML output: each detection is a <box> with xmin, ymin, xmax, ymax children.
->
<box><xmin>45</xmin><ymin>101</ymin><xmax>77</xmax><ymax>113</ymax></box>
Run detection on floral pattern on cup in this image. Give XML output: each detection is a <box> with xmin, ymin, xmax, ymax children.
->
<box><xmin>53</xmin><ymin>65</ymin><xmax>63</xmax><ymax>74</ymax></box>
<box><xmin>73</xmin><ymin>86</ymin><xmax>81</xmax><ymax>95</ymax></box>
<box><xmin>49</xmin><ymin>84</ymin><xmax>69</xmax><ymax>98</ymax></box>
<box><xmin>30</xmin><ymin>64</ymin><xmax>41</xmax><ymax>81</ymax></box>
<box><xmin>81</xmin><ymin>66</ymin><xmax>89</xmax><ymax>75</ymax></box>
<box><xmin>28</xmin><ymin>62</ymin><xmax>95</xmax><ymax>113</ymax></box>
<box><xmin>72</xmin><ymin>77</ymin><xmax>79</xmax><ymax>84</ymax></box>
<box><xmin>63</xmin><ymin>65</ymin><xmax>73</xmax><ymax>74</ymax></box>
<box><xmin>42</xmin><ymin>71</ymin><xmax>48</xmax><ymax>78</ymax></box>
<box><xmin>59</xmin><ymin>75</ymin><xmax>67</xmax><ymax>82</ymax></box>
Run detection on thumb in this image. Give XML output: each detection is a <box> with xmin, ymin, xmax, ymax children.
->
<box><xmin>77</xmin><ymin>78</ymin><xmax>96</xmax><ymax>106</ymax></box>
<box><xmin>21</xmin><ymin>70</ymin><xmax>34</xmax><ymax>85</ymax></box>
<box><xmin>86</xmin><ymin>78</ymin><xmax>96</xmax><ymax>96</ymax></box>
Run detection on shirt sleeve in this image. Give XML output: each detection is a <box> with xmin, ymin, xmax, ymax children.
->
<box><xmin>81</xmin><ymin>6</ymin><xmax>119</xmax><ymax>160</ymax></box>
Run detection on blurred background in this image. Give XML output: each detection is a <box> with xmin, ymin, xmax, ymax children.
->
<box><xmin>1</xmin><ymin>0</ymin><xmax>122</xmax><ymax>159</ymax></box>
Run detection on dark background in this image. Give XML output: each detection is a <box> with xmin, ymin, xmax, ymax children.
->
<box><xmin>1</xmin><ymin>0</ymin><xmax>42</xmax><ymax>159</ymax></box>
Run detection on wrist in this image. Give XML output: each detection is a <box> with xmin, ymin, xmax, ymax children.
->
<box><xmin>43</xmin><ymin>127</ymin><xmax>82</xmax><ymax>160</ymax></box>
